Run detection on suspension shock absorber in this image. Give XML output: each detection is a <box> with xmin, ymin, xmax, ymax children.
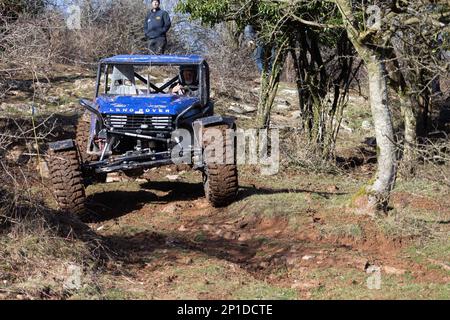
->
<box><xmin>96</xmin><ymin>130</ymin><xmax>111</xmax><ymax>161</ymax></box>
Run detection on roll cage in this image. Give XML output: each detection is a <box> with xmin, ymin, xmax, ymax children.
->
<box><xmin>94</xmin><ymin>55</ymin><xmax>211</xmax><ymax>107</ymax></box>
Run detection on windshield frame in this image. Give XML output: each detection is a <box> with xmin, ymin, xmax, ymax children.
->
<box><xmin>95</xmin><ymin>62</ymin><xmax>208</xmax><ymax>105</ymax></box>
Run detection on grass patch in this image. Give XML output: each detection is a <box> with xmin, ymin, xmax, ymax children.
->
<box><xmin>394</xmin><ymin>179</ymin><xmax>446</xmax><ymax>199</ymax></box>
<box><xmin>234</xmin><ymin>193</ymin><xmax>311</xmax><ymax>218</ymax></box>
<box><xmin>0</xmin><ymin>232</ymin><xmax>101</xmax><ymax>299</ymax></box>
<box><xmin>375</xmin><ymin>214</ymin><xmax>433</xmax><ymax>239</ymax></box>
<box><xmin>404</xmin><ymin>239</ymin><xmax>450</xmax><ymax>274</ymax></box>
<box><xmin>318</xmin><ymin>223</ymin><xmax>364</xmax><ymax>239</ymax></box>
<box><xmin>308</xmin><ymin>267</ymin><xmax>450</xmax><ymax>299</ymax></box>
<box><xmin>232</xmin><ymin>282</ymin><xmax>297</xmax><ymax>300</ymax></box>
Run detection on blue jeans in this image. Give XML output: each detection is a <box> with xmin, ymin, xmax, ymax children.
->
<box><xmin>254</xmin><ymin>45</ymin><xmax>275</xmax><ymax>74</ymax></box>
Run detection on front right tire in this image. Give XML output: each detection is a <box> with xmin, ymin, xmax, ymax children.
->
<box><xmin>202</xmin><ymin>125</ymin><xmax>238</xmax><ymax>207</ymax></box>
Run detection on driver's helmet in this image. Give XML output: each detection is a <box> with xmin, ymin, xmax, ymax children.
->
<box><xmin>179</xmin><ymin>65</ymin><xmax>199</xmax><ymax>86</ymax></box>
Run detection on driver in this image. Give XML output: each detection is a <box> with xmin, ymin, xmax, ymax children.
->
<box><xmin>171</xmin><ymin>66</ymin><xmax>199</xmax><ymax>96</ymax></box>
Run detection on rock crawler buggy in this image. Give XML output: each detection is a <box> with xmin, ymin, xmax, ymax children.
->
<box><xmin>47</xmin><ymin>55</ymin><xmax>238</xmax><ymax>214</ymax></box>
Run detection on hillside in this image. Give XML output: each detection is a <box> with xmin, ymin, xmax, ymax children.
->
<box><xmin>0</xmin><ymin>66</ymin><xmax>449</xmax><ymax>300</ymax></box>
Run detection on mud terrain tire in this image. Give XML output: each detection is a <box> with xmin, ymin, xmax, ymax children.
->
<box><xmin>47</xmin><ymin>148</ymin><xmax>86</xmax><ymax>215</ymax></box>
<box><xmin>203</xmin><ymin>125</ymin><xmax>238</xmax><ymax>207</ymax></box>
<box><xmin>76</xmin><ymin>114</ymin><xmax>98</xmax><ymax>164</ymax></box>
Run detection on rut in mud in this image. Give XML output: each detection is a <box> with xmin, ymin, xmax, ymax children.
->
<box><xmin>74</xmin><ymin>167</ymin><xmax>450</xmax><ymax>299</ymax></box>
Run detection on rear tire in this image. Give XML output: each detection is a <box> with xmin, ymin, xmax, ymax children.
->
<box><xmin>47</xmin><ymin>148</ymin><xmax>86</xmax><ymax>215</ymax></box>
<box><xmin>202</xmin><ymin>125</ymin><xmax>238</xmax><ymax>207</ymax></box>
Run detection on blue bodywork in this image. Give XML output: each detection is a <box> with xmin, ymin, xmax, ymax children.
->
<box><xmin>100</xmin><ymin>55</ymin><xmax>204</xmax><ymax>65</ymax></box>
<box><xmin>96</xmin><ymin>94</ymin><xmax>200</xmax><ymax>116</ymax></box>
<box><xmin>67</xmin><ymin>54</ymin><xmax>235</xmax><ymax>176</ymax></box>
<box><xmin>95</xmin><ymin>54</ymin><xmax>206</xmax><ymax>118</ymax></box>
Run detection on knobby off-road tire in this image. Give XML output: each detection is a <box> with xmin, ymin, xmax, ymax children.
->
<box><xmin>47</xmin><ymin>148</ymin><xmax>86</xmax><ymax>215</ymax></box>
<box><xmin>76</xmin><ymin>115</ymin><xmax>98</xmax><ymax>164</ymax></box>
<box><xmin>203</xmin><ymin>125</ymin><xmax>238</xmax><ymax>207</ymax></box>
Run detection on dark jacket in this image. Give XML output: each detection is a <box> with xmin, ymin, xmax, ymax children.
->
<box><xmin>144</xmin><ymin>8</ymin><xmax>171</xmax><ymax>40</ymax></box>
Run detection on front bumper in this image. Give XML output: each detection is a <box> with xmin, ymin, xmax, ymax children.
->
<box><xmin>84</xmin><ymin>147</ymin><xmax>201</xmax><ymax>173</ymax></box>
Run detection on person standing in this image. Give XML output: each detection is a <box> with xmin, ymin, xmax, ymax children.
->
<box><xmin>144</xmin><ymin>0</ymin><xmax>171</xmax><ymax>54</ymax></box>
<box><xmin>244</xmin><ymin>25</ymin><xmax>275</xmax><ymax>74</ymax></box>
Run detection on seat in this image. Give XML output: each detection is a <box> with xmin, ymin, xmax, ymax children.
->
<box><xmin>109</xmin><ymin>65</ymin><xmax>138</xmax><ymax>95</ymax></box>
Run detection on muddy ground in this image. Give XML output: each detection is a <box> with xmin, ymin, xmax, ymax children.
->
<box><xmin>0</xmin><ymin>68</ymin><xmax>449</xmax><ymax>299</ymax></box>
<box><xmin>70</xmin><ymin>165</ymin><xmax>447</xmax><ymax>300</ymax></box>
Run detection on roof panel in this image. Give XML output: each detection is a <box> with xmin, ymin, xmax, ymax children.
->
<box><xmin>100</xmin><ymin>55</ymin><xmax>204</xmax><ymax>65</ymax></box>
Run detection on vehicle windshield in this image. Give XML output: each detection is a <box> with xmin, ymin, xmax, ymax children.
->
<box><xmin>99</xmin><ymin>64</ymin><xmax>200</xmax><ymax>97</ymax></box>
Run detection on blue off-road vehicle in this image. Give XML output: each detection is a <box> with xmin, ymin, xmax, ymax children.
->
<box><xmin>47</xmin><ymin>55</ymin><xmax>238</xmax><ymax>214</ymax></box>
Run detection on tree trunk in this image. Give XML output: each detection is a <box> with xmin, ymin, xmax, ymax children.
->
<box><xmin>257</xmin><ymin>70</ymin><xmax>281</xmax><ymax>128</ymax></box>
<box><xmin>399</xmin><ymin>94</ymin><xmax>417</xmax><ymax>174</ymax></box>
<box><xmin>366</xmin><ymin>56</ymin><xmax>397</xmax><ymax>210</ymax></box>
<box><xmin>224</xmin><ymin>21</ymin><xmax>240</xmax><ymax>49</ymax></box>
<box><xmin>416</xmin><ymin>91</ymin><xmax>430</xmax><ymax>137</ymax></box>
<box><xmin>335</xmin><ymin>0</ymin><xmax>398</xmax><ymax>212</ymax></box>
<box><xmin>256</xmin><ymin>41</ymin><xmax>288</xmax><ymax>128</ymax></box>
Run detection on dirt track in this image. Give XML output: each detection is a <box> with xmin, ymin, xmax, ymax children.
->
<box><xmin>1</xmin><ymin>74</ymin><xmax>449</xmax><ymax>299</ymax></box>
<box><xmin>78</xmin><ymin>167</ymin><xmax>450</xmax><ymax>299</ymax></box>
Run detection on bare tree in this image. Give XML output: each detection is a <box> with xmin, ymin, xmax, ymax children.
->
<box><xmin>388</xmin><ymin>1</ymin><xmax>449</xmax><ymax>172</ymax></box>
<box><xmin>334</xmin><ymin>0</ymin><xmax>397</xmax><ymax>212</ymax></box>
